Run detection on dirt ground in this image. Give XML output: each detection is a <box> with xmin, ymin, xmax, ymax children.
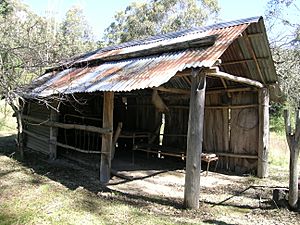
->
<box><xmin>0</xmin><ymin>133</ymin><xmax>300</xmax><ymax>224</ymax></box>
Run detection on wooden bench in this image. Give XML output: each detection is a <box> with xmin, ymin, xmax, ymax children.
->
<box><xmin>133</xmin><ymin>144</ymin><xmax>218</xmax><ymax>175</ymax></box>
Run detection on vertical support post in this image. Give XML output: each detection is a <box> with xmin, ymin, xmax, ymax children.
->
<box><xmin>257</xmin><ymin>88</ymin><xmax>269</xmax><ymax>178</ymax></box>
<box><xmin>16</xmin><ymin>111</ymin><xmax>24</xmax><ymax>159</ymax></box>
<box><xmin>100</xmin><ymin>92</ymin><xmax>114</xmax><ymax>184</ymax></box>
<box><xmin>184</xmin><ymin>69</ymin><xmax>206</xmax><ymax>209</ymax></box>
<box><xmin>49</xmin><ymin>107</ymin><xmax>59</xmax><ymax>160</ymax></box>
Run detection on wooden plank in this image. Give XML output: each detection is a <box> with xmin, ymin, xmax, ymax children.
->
<box><xmin>100</xmin><ymin>92</ymin><xmax>114</xmax><ymax>184</ymax></box>
<box><xmin>49</xmin><ymin>108</ymin><xmax>59</xmax><ymax>160</ymax></box>
<box><xmin>257</xmin><ymin>88</ymin><xmax>269</xmax><ymax>178</ymax></box>
<box><xmin>184</xmin><ymin>69</ymin><xmax>206</xmax><ymax>209</ymax></box>
<box><xmin>22</xmin><ymin>115</ymin><xmax>111</xmax><ymax>134</ymax></box>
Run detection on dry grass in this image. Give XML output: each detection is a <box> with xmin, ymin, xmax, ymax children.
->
<box><xmin>0</xmin><ymin>100</ymin><xmax>16</xmax><ymax>132</ymax></box>
<box><xmin>0</xmin><ymin>132</ymin><xmax>299</xmax><ymax>225</ymax></box>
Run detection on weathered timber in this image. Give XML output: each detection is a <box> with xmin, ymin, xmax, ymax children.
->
<box><xmin>155</xmin><ymin>86</ymin><xmax>256</xmax><ymax>95</ymax></box>
<box><xmin>169</xmin><ymin>104</ymin><xmax>258</xmax><ymax>110</ymax></box>
<box><xmin>242</xmin><ymin>32</ymin><xmax>266</xmax><ymax>84</ymax></box>
<box><xmin>215</xmin><ymin>152</ymin><xmax>258</xmax><ymax>159</ymax></box>
<box><xmin>284</xmin><ymin>110</ymin><xmax>300</xmax><ymax>210</ymax></box>
<box><xmin>111</xmin><ymin>122</ymin><xmax>123</xmax><ymax>160</ymax></box>
<box><xmin>257</xmin><ymin>88</ymin><xmax>269</xmax><ymax>178</ymax></box>
<box><xmin>154</xmin><ymin>87</ymin><xmax>190</xmax><ymax>95</ymax></box>
<box><xmin>221</xmin><ymin>57</ymin><xmax>269</xmax><ymax>66</ymax></box>
<box><xmin>17</xmin><ymin>111</ymin><xmax>24</xmax><ymax>159</ymax></box>
<box><xmin>184</xmin><ymin>69</ymin><xmax>206</xmax><ymax>209</ymax></box>
<box><xmin>49</xmin><ymin>108</ymin><xmax>59</xmax><ymax>160</ymax></box>
<box><xmin>100</xmin><ymin>92</ymin><xmax>114</xmax><ymax>184</ymax></box>
<box><xmin>48</xmin><ymin>35</ymin><xmax>217</xmax><ymax>72</ymax></box>
<box><xmin>23</xmin><ymin>129</ymin><xmax>102</xmax><ymax>154</ymax></box>
<box><xmin>205</xmin><ymin>67</ymin><xmax>264</xmax><ymax>88</ymax></box>
<box><xmin>22</xmin><ymin>115</ymin><xmax>111</xmax><ymax>134</ymax></box>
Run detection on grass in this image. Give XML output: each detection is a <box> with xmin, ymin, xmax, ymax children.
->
<box><xmin>0</xmin><ymin>155</ymin><xmax>183</xmax><ymax>225</ymax></box>
<box><xmin>0</xmin><ymin>100</ymin><xmax>16</xmax><ymax>132</ymax></box>
<box><xmin>0</xmin><ymin>109</ymin><xmax>299</xmax><ymax>224</ymax></box>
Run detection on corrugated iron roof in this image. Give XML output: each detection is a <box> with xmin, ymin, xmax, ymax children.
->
<box><xmin>25</xmin><ymin>16</ymin><xmax>277</xmax><ymax>97</ymax></box>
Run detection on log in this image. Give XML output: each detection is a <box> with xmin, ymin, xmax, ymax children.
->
<box><xmin>257</xmin><ymin>88</ymin><xmax>269</xmax><ymax>178</ymax></box>
<box><xmin>155</xmin><ymin>86</ymin><xmax>255</xmax><ymax>95</ymax></box>
<box><xmin>184</xmin><ymin>69</ymin><xmax>206</xmax><ymax>209</ymax></box>
<box><xmin>49</xmin><ymin>35</ymin><xmax>217</xmax><ymax>72</ymax></box>
<box><xmin>100</xmin><ymin>92</ymin><xmax>114</xmax><ymax>184</ymax></box>
<box><xmin>49</xmin><ymin>108</ymin><xmax>59</xmax><ymax>160</ymax></box>
<box><xmin>22</xmin><ymin>115</ymin><xmax>111</xmax><ymax>134</ymax></box>
<box><xmin>206</xmin><ymin>68</ymin><xmax>264</xmax><ymax>88</ymax></box>
<box><xmin>214</xmin><ymin>152</ymin><xmax>258</xmax><ymax>159</ymax></box>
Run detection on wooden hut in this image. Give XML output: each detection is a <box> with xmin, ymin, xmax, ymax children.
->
<box><xmin>20</xmin><ymin>17</ymin><xmax>278</xmax><ymax>209</ymax></box>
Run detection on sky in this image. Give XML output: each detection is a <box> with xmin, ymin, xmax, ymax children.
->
<box><xmin>21</xmin><ymin>0</ymin><xmax>270</xmax><ymax>40</ymax></box>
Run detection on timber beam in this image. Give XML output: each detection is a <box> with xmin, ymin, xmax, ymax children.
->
<box><xmin>100</xmin><ymin>92</ymin><xmax>114</xmax><ymax>184</ymax></box>
<box><xmin>204</xmin><ymin>67</ymin><xmax>264</xmax><ymax>88</ymax></box>
<box><xmin>184</xmin><ymin>69</ymin><xmax>206</xmax><ymax>209</ymax></box>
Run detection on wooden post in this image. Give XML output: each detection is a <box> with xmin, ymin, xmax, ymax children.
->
<box><xmin>284</xmin><ymin>109</ymin><xmax>300</xmax><ymax>210</ymax></box>
<box><xmin>257</xmin><ymin>88</ymin><xmax>269</xmax><ymax>178</ymax></box>
<box><xmin>184</xmin><ymin>69</ymin><xmax>206</xmax><ymax>209</ymax></box>
<box><xmin>100</xmin><ymin>92</ymin><xmax>114</xmax><ymax>184</ymax></box>
<box><xmin>49</xmin><ymin>108</ymin><xmax>59</xmax><ymax>160</ymax></box>
<box><xmin>16</xmin><ymin>111</ymin><xmax>24</xmax><ymax>159</ymax></box>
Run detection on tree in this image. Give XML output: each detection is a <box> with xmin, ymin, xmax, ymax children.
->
<box><xmin>0</xmin><ymin>0</ymin><xmax>97</xmax><ymax>157</ymax></box>
<box><xmin>104</xmin><ymin>0</ymin><xmax>219</xmax><ymax>45</ymax></box>
<box><xmin>265</xmin><ymin>0</ymin><xmax>300</xmax><ymax>107</ymax></box>
<box><xmin>58</xmin><ymin>6</ymin><xmax>96</xmax><ymax>59</ymax></box>
<box><xmin>265</xmin><ymin>0</ymin><xmax>300</xmax><ymax>210</ymax></box>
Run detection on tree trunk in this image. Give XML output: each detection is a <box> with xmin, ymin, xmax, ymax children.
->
<box><xmin>184</xmin><ymin>69</ymin><xmax>206</xmax><ymax>209</ymax></box>
<box><xmin>289</xmin><ymin>146</ymin><xmax>299</xmax><ymax>209</ymax></box>
<box><xmin>284</xmin><ymin>109</ymin><xmax>300</xmax><ymax>210</ymax></box>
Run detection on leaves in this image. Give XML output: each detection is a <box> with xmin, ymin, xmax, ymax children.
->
<box><xmin>103</xmin><ymin>0</ymin><xmax>219</xmax><ymax>45</ymax></box>
<box><xmin>0</xmin><ymin>0</ymin><xmax>96</xmax><ymax>107</ymax></box>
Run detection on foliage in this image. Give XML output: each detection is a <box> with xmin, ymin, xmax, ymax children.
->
<box><xmin>265</xmin><ymin>0</ymin><xmax>300</xmax><ymax>108</ymax></box>
<box><xmin>57</xmin><ymin>6</ymin><xmax>95</xmax><ymax>60</ymax></box>
<box><xmin>0</xmin><ymin>0</ymin><xmax>96</xmax><ymax>110</ymax></box>
<box><xmin>104</xmin><ymin>0</ymin><xmax>219</xmax><ymax>45</ymax></box>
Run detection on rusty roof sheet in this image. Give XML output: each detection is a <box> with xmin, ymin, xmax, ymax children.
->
<box><xmin>26</xmin><ymin>16</ymin><xmax>276</xmax><ymax>97</ymax></box>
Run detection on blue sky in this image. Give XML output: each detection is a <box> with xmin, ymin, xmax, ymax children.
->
<box><xmin>22</xmin><ymin>0</ymin><xmax>269</xmax><ymax>40</ymax></box>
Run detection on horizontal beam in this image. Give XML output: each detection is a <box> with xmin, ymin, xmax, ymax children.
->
<box><xmin>215</xmin><ymin>152</ymin><xmax>258</xmax><ymax>159</ymax></box>
<box><xmin>205</xmin><ymin>68</ymin><xmax>264</xmax><ymax>88</ymax></box>
<box><xmin>23</xmin><ymin>129</ymin><xmax>102</xmax><ymax>154</ymax></box>
<box><xmin>22</xmin><ymin>115</ymin><xmax>112</xmax><ymax>134</ymax></box>
<box><xmin>221</xmin><ymin>57</ymin><xmax>269</xmax><ymax>66</ymax></box>
<box><xmin>155</xmin><ymin>86</ymin><xmax>256</xmax><ymax>95</ymax></box>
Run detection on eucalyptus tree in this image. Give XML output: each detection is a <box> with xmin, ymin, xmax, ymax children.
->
<box><xmin>104</xmin><ymin>0</ymin><xmax>219</xmax><ymax>45</ymax></box>
<box><xmin>265</xmin><ymin>0</ymin><xmax>300</xmax><ymax>210</ymax></box>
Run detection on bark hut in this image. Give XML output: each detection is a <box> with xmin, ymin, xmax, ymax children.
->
<box><xmin>284</xmin><ymin>109</ymin><xmax>300</xmax><ymax>210</ymax></box>
<box><xmin>184</xmin><ymin>69</ymin><xmax>206</xmax><ymax>209</ymax></box>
